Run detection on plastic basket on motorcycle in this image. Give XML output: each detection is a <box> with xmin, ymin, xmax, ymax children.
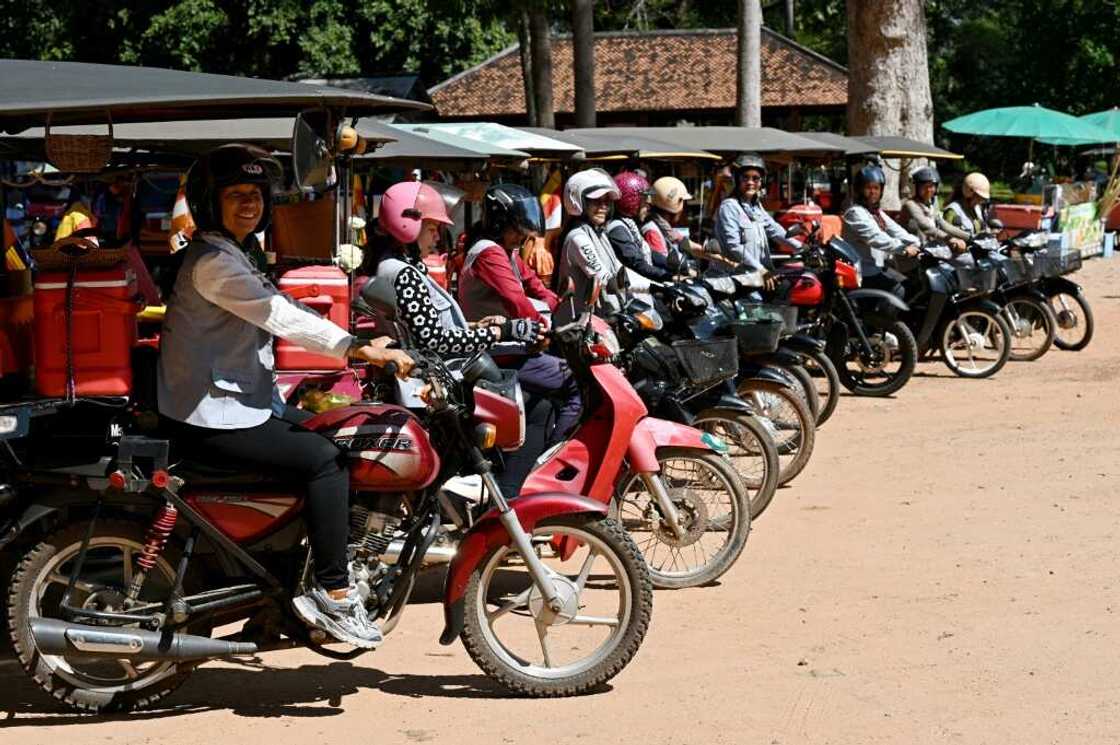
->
<box><xmin>671</xmin><ymin>337</ymin><xmax>739</xmax><ymax>388</ymax></box>
<box><xmin>1009</xmin><ymin>253</ymin><xmax>1045</xmax><ymax>282</ymax></box>
<box><xmin>736</xmin><ymin>303</ymin><xmax>798</xmax><ymax>335</ymax></box>
<box><xmin>1038</xmin><ymin>248</ymin><xmax>1082</xmax><ymax>277</ymax></box>
<box><xmin>731</xmin><ymin>319</ymin><xmax>783</xmax><ymax>355</ymax></box>
<box><xmin>629</xmin><ymin>337</ymin><xmax>685</xmax><ymax>387</ymax></box>
<box><xmin>953</xmin><ymin>264</ymin><xmax>998</xmax><ymax>294</ymax></box>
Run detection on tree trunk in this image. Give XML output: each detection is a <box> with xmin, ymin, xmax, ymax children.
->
<box><xmin>528</xmin><ymin>3</ymin><xmax>554</xmax><ymax>129</ymax></box>
<box><xmin>517</xmin><ymin>8</ymin><xmax>538</xmax><ymax>126</ymax></box>
<box><xmin>784</xmin><ymin>0</ymin><xmax>795</xmax><ymax>36</ymax></box>
<box><xmin>735</xmin><ymin>0</ymin><xmax>762</xmax><ymax>127</ymax></box>
<box><xmin>570</xmin><ymin>0</ymin><xmax>596</xmax><ymax>127</ymax></box>
<box><xmin>846</xmin><ymin>0</ymin><xmax>934</xmax><ymax>209</ymax></box>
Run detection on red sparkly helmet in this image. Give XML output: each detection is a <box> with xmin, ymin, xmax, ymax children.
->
<box><xmin>613</xmin><ymin>171</ymin><xmax>652</xmax><ymax>218</ymax></box>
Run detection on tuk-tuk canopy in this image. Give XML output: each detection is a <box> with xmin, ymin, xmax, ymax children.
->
<box><xmin>793</xmin><ymin>132</ymin><xmax>879</xmax><ymax>157</ymax></box>
<box><xmin>565</xmin><ymin>127</ymin><xmax>844</xmax><ymax>157</ymax></box>
<box><xmin>0</xmin><ymin>60</ymin><xmax>429</xmax><ymax>134</ymax></box>
<box><xmin>523</xmin><ymin>128</ymin><xmax>720</xmax><ymax>161</ymax></box>
<box><xmin>856</xmin><ymin>135</ymin><xmax>963</xmax><ymax>160</ymax></box>
<box><xmin>398</xmin><ymin>122</ymin><xmax>580</xmax><ymax>160</ymax></box>
<box><xmin>360</xmin><ymin>122</ymin><xmax>527</xmax><ymax>169</ymax></box>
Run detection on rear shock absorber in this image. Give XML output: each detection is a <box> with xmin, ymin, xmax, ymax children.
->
<box><xmin>127</xmin><ymin>502</ymin><xmax>178</xmax><ymax>603</ymax></box>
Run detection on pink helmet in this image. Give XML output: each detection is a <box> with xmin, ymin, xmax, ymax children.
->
<box><xmin>378</xmin><ymin>181</ymin><xmax>453</xmax><ymax>244</ymax></box>
<box><xmin>614</xmin><ymin>171</ymin><xmax>651</xmax><ymax>218</ymax></box>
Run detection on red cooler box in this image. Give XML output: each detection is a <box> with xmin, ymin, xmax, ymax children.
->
<box><xmin>276</xmin><ymin>265</ymin><xmax>350</xmax><ymax>370</ymax></box>
<box><xmin>33</xmin><ymin>267</ymin><xmax>138</xmax><ymax>397</ymax></box>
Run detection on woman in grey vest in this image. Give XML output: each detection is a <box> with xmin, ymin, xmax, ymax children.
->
<box><xmin>157</xmin><ymin>145</ymin><xmax>413</xmax><ymax>649</ymax></box>
<box><xmin>900</xmin><ymin>166</ymin><xmax>969</xmax><ymax>254</ymax></box>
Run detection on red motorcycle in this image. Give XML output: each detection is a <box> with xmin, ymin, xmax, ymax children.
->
<box><xmin>3</xmin><ymin>351</ymin><xmax>652</xmax><ymax>712</ymax></box>
<box><xmin>520</xmin><ymin>296</ymin><xmax>751</xmax><ymax>590</ymax></box>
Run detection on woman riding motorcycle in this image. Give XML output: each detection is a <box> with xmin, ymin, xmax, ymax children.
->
<box><xmin>641</xmin><ymin>176</ymin><xmax>701</xmax><ymax>264</ymax></box>
<box><xmin>457</xmin><ymin>183</ymin><xmax>581</xmax><ymax>442</ymax></box>
<box><xmin>607</xmin><ymin>171</ymin><xmax>688</xmax><ymax>282</ymax></box>
<box><xmin>157</xmin><ymin>144</ymin><xmax>414</xmax><ymax>649</ymax></box>
<box><xmin>944</xmin><ymin>172</ymin><xmax>997</xmax><ymax>238</ymax></box>
<box><xmin>364</xmin><ymin>181</ymin><xmax>544</xmax><ymax>495</ymax></box>
<box><xmin>900</xmin><ymin>166</ymin><xmax>968</xmax><ymax>255</ymax></box>
<box><xmin>711</xmin><ymin>153</ymin><xmax>800</xmax><ymax>282</ymax></box>
<box><xmin>841</xmin><ymin>163</ymin><xmax>920</xmax><ymax>296</ymax></box>
<box><xmin>555</xmin><ymin>168</ymin><xmax>628</xmax><ymax>313</ymax></box>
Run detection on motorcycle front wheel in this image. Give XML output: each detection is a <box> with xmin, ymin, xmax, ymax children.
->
<box><xmin>835</xmin><ymin>320</ymin><xmax>917</xmax><ymax>398</ymax></box>
<box><xmin>460</xmin><ymin>515</ymin><xmax>652</xmax><ymax>696</ymax></box>
<box><xmin>692</xmin><ymin>410</ymin><xmax>780</xmax><ymax>519</ymax></box>
<box><xmin>801</xmin><ymin>349</ymin><xmax>840</xmax><ymax>426</ymax></box>
<box><xmin>1004</xmin><ymin>296</ymin><xmax>1056</xmax><ymax>361</ymax></box>
<box><xmin>1049</xmin><ymin>290</ymin><xmax>1094</xmax><ymax>351</ymax></box>
<box><xmin>614</xmin><ymin>447</ymin><xmax>751</xmax><ymax>588</ymax></box>
<box><xmin>737</xmin><ymin>381</ymin><xmax>816</xmax><ymax>485</ymax></box>
<box><xmin>939</xmin><ymin>309</ymin><xmax>1011</xmax><ymax>378</ymax></box>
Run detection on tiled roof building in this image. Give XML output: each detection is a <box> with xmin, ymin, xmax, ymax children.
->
<box><xmin>430</xmin><ymin>28</ymin><xmax>847</xmax><ymax>127</ymax></box>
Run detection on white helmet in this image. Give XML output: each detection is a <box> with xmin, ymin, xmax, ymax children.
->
<box><xmin>563</xmin><ymin>168</ymin><xmax>620</xmax><ymax>216</ymax></box>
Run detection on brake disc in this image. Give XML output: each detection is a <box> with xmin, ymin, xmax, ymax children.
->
<box><xmin>649</xmin><ymin>493</ymin><xmax>710</xmax><ymax>548</ymax></box>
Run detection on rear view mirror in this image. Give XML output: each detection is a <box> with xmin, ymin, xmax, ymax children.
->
<box><xmin>292</xmin><ymin>110</ymin><xmax>336</xmax><ymax>192</ymax></box>
<box><xmin>786</xmin><ymin>222</ymin><xmax>807</xmax><ymax>239</ymax></box>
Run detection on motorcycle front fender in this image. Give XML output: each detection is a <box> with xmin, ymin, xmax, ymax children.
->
<box><xmin>626</xmin><ymin>416</ymin><xmax>710</xmax><ymax>474</ymax></box>
<box><xmin>847</xmin><ymin>288</ymin><xmax>910</xmax><ymax>312</ymax></box>
<box><xmin>0</xmin><ymin>503</ymin><xmax>57</xmax><ymax>551</ymax></box>
<box><xmin>1041</xmin><ymin>276</ymin><xmax>1082</xmax><ymax>296</ymax></box>
<box><xmin>959</xmin><ymin>297</ymin><xmax>1004</xmax><ymax>317</ymax></box>
<box><xmin>439</xmin><ymin>493</ymin><xmax>608</xmax><ymax>645</ymax></box>
<box><xmin>740</xmin><ymin>364</ymin><xmax>794</xmax><ymax>390</ymax></box>
<box><xmin>780</xmin><ymin>333</ymin><xmax>826</xmax><ymax>355</ymax></box>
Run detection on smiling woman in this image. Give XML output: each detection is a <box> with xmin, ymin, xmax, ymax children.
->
<box><xmin>218</xmin><ymin>184</ymin><xmax>265</xmax><ymax>243</ymax></box>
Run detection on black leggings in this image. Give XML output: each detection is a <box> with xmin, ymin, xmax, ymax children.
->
<box><xmin>169</xmin><ymin>407</ymin><xmax>350</xmax><ymax>590</ymax></box>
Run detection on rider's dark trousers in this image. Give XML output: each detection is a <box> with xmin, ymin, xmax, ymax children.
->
<box><xmin>167</xmin><ymin>406</ymin><xmax>350</xmax><ymax>590</ymax></box>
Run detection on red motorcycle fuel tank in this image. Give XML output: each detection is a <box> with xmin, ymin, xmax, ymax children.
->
<box><xmin>305</xmin><ymin>403</ymin><xmax>440</xmax><ymax>491</ymax></box>
<box><xmin>185</xmin><ymin>491</ymin><xmax>303</xmax><ymax>544</ymax></box>
<box><xmin>787</xmin><ymin>272</ymin><xmax>824</xmax><ymax>306</ymax></box>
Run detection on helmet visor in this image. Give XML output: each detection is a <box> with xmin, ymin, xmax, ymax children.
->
<box><xmin>509</xmin><ymin>194</ymin><xmax>545</xmax><ymax>234</ymax></box>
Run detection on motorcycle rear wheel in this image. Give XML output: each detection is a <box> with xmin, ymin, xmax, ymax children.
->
<box><xmin>7</xmin><ymin>520</ymin><xmax>197</xmax><ymax>713</ymax></box>
<box><xmin>692</xmin><ymin>410</ymin><xmax>780</xmax><ymax>519</ymax></box>
<box><xmin>1049</xmin><ymin>290</ymin><xmax>1094</xmax><ymax>351</ymax></box>
<box><xmin>835</xmin><ymin>320</ymin><xmax>917</xmax><ymax>398</ymax></box>
<box><xmin>736</xmin><ymin>381</ymin><xmax>816</xmax><ymax>486</ymax></box>
<box><xmin>939</xmin><ymin>309</ymin><xmax>1011</xmax><ymax>379</ymax></box>
<box><xmin>614</xmin><ymin>448</ymin><xmax>751</xmax><ymax>588</ymax></box>
<box><xmin>460</xmin><ymin>515</ymin><xmax>652</xmax><ymax>696</ymax></box>
<box><xmin>1005</xmin><ymin>296</ymin><xmax>1056</xmax><ymax>362</ymax></box>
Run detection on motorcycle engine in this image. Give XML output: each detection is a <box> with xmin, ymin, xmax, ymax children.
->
<box><xmin>348</xmin><ymin>496</ymin><xmax>404</xmax><ymax>604</ymax></box>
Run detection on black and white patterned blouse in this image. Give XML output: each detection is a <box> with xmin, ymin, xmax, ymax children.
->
<box><xmin>393</xmin><ymin>263</ymin><xmax>498</xmax><ymax>357</ymax></box>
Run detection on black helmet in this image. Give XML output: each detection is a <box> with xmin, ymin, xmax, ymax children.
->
<box><xmin>732</xmin><ymin>152</ymin><xmax>767</xmax><ymax>177</ymax></box>
<box><xmin>483</xmin><ymin>183</ymin><xmax>545</xmax><ymax>236</ymax></box>
<box><xmin>853</xmin><ymin>163</ymin><xmax>886</xmax><ymax>206</ymax></box>
<box><xmin>911</xmin><ymin>166</ymin><xmax>940</xmax><ymax>186</ymax></box>
<box><xmin>186</xmin><ymin>144</ymin><xmax>283</xmax><ymax>233</ymax></box>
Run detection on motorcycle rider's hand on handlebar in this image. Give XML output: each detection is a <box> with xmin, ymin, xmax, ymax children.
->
<box><xmin>903</xmin><ymin>244</ymin><xmax>921</xmax><ymax>258</ymax></box>
<box><xmin>499</xmin><ymin>318</ymin><xmax>545</xmax><ymax>346</ymax></box>
<box><xmin>948</xmin><ymin>237</ymin><xmax>968</xmax><ymax>254</ymax></box>
<box><xmin>349</xmin><ymin>336</ymin><xmax>415</xmax><ymax>379</ymax></box>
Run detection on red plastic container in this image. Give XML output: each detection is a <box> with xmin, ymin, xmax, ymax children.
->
<box><xmin>33</xmin><ymin>267</ymin><xmax>138</xmax><ymax>397</ymax></box>
<box><xmin>275</xmin><ymin>265</ymin><xmax>350</xmax><ymax>370</ymax></box>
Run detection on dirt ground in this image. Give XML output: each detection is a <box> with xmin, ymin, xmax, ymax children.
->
<box><xmin>3</xmin><ymin>257</ymin><xmax>1119</xmax><ymax>745</ymax></box>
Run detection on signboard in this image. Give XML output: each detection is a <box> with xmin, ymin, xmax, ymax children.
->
<box><xmin>1059</xmin><ymin>201</ymin><xmax>1103</xmax><ymax>257</ymax></box>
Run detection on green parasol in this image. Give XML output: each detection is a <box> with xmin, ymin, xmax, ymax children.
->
<box><xmin>943</xmin><ymin>104</ymin><xmax>1114</xmax><ymax>144</ymax></box>
<box><xmin>1036</xmin><ymin>108</ymin><xmax>1120</xmax><ymax>146</ymax></box>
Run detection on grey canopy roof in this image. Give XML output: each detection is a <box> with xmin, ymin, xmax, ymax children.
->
<box><xmin>357</xmin><ymin>122</ymin><xmax>526</xmax><ymax>168</ymax></box>
<box><xmin>522</xmin><ymin>127</ymin><xmax>719</xmax><ymax>160</ymax></box>
<box><xmin>793</xmin><ymin>132</ymin><xmax>879</xmax><ymax>156</ymax></box>
<box><xmin>855</xmin><ymin>135</ymin><xmax>963</xmax><ymax>160</ymax></box>
<box><xmin>566</xmin><ymin>126</ymin><xmax>843</xmax><ymax>156</ymax></box>
<box><xmin>0</xmin><ymin>60</ymin><xmax>429</xmax><ymax>134</ymax></box>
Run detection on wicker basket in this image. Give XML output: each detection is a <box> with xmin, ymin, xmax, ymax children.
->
<box><xmin>45</xmin><ymin>115</ymin><xmax>114</xmax><ymax>173</ymax></box>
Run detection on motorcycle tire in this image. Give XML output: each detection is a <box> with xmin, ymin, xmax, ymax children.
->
<box><xmin>801</xmin><ymin>349</ymin><xmax>840</xmax><ymax>427</ymax></box>
<box><xmin>785</xmin><ymin>363</ymin><xmax>821</xmax><ymax>424</ymax></box>
<box><xmin>1049</xmin><ymin>290</ymin><xmax>1094</xmax><ymax>351</ymax></box>
<box><xmin>939</xmin><ymin>308</ymin><xmax>1012</xmax><ymax>379</ymax></box>
<box><xmin>614</xmin><ymin>447</ymin><xmax>750</xmax><ymax>589</ymax></box>
<box><xmin>736</xmin><ymin>380</ymin><xmax>816</xmax><ymax>486</ymax></box>
<box><xmin>460</xmin><ymin>514</ymin><xmax>652</xmax><ymax>696</ymax></box>
<box><xmin>835</xmin><ymin>320</ymin><xmax>917</xmax><ymax>398</ymax></box>
<box><xmin>7</xmin><ymin>520</ymin><xmax>199</xmax><ymax>713</ymax></box>
<box><xmin>692</xmin><ymin>409</ymin><xmax>781</xmax><ymax>519</ymax></box>
<box><xmin>1005</xmin><ymin>296</ymin><xmax>1057</xmax><ymax>362</ymax></box>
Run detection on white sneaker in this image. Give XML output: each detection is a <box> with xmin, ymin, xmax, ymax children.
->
<box><xmin>292</xmin><ymin>584</ymin><xmax>383</xmax><ymax>649</ymax></box>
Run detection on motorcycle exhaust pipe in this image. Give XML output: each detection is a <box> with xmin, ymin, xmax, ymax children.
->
<box><xmin>380</xmin><ymin>539</ymin><xmax>457</xmax><ymax>565</ymax></box>
<box><xmin>30</xmin><ymin>618</ymin><xmax>258</xmax><ymax>661</ymax></box>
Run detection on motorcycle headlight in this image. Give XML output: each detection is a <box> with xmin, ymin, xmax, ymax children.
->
<box><xmin>31</xmin><ymin>220</ymin><xmax>48</xmax><ymax>237</ymax></box>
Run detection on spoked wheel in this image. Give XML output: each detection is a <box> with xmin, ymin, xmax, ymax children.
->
<box><xmin>1004</xmin><ymin>296</ymin><xmax>1056</xmax><ymax>361</ymax></box>
<box><xmin>737</xmin><ymin>381</ymin><xmax>816</xmax><ymax>486</ymax></box>
<box><xmin>7</xmin><ymin>521</ymin><xmax>198</xmax><ymax>713</ymax></box>
<box><xmin>614</xmin><ymin>448</ymin><xmax>750</xmax><ymax>588</ymax></box>
<box><xmin>692</xmin><ymin>410</ymin><xmax>780</xmax><ymax>519</ymax></box>
<box><xmin>784</xmin><ymin>364</ymin><xmax>820</xmax><ymax>423</ymax></box>
<box><xmin>461</xmin><ymin>515</ymin><xmax>652</xmax><ymax>696</ymax></box>
<box><xmin>1049</xmin><ymin>291</ymin><xmax>1094</xmax><ymax>351</ymax></box>
<box><xmin>801</xmin><ymin>350</ymin><xmax>840</xmax><ymax>427</ymax></box>
<box><xmin>835</xmin><ymin>321</ymin><xmax>917</xmax><ymax>397</ymax></box>
<box><xmin>940</xmin><ymin>309</ymin><xmax>1011</xmax><ymax>378</ymax></box>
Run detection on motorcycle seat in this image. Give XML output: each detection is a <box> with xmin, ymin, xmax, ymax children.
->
<box><xmin>171</xmin><ymin>457</ymin><xmax>278</xmax><ymax>486</ymax></box>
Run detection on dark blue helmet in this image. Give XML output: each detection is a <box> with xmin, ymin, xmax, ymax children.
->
<box><xmin>483</xmin><ymin>183</ymin><xmax>545</xmax><ymax>236</ymax></box>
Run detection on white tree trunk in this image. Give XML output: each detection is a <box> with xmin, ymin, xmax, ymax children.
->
<box><xmin>846</xmin><ymin>0</ymin><xmax>934</xmax><ymax>209</ymax></box>
<box><xmin>736</xmin><ymin>0</ymin><xmax>762</xmax><ymax>127</ymax></box>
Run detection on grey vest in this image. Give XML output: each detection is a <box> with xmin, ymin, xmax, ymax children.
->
<box><xmin>366</xmin><ymin>256</ymin><xmax>469</xmax><ymax>345</ymax></box>
<box><xmin>459</xmin><ymin>240</ymin><xmax>550</xmax><ymax>322</ymax></box>
<box><xmin>157</xmin><ymin>232</ymin><xmax>279</xmax><ymax>429</ymax></box>
<box><xmin>945</xmin><ymin>202</ymin><xmax>979</xmax><ymax>237</ymax></box>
